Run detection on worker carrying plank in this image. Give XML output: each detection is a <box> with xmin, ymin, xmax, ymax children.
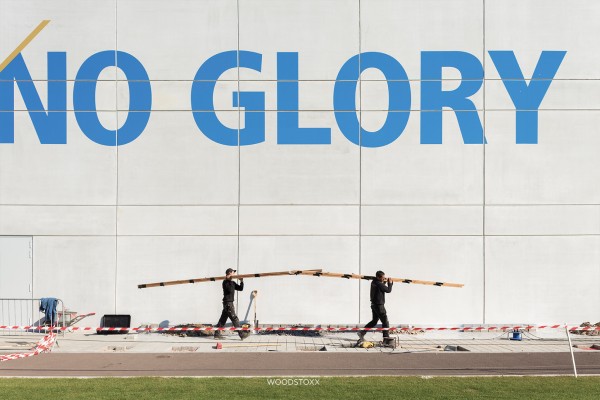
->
<box><xmin>214</xmin><ymin>268</ymin><xmax>249</xmax><ymax>340</ymax></box>
<box><xmin>358</xmin><ymin>270</ymin><xmax>393</xmax><ymax>343</ymax></box>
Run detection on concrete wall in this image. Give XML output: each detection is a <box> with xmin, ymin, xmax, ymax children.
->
<box><xmin>0</xmin><ymin>0</ymin><xmax>599</xmax><ymax>327</ymax></box>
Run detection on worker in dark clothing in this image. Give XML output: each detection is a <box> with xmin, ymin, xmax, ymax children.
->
<box><xmin>358</xmin><ymin>270</ymin><xmax>393</xmax><ymax>342</ymax></box>
<box><xmin>215</xmin><ymin>268</ymin><xmax>248</xmax><ymax>340</ymax></box>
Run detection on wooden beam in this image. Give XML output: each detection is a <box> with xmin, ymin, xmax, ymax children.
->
<box><xmin>296</xmin><ymin>271</ymin><xmax>464</xmax><ymax>288</ymax></box>
<box><xmin>138</xmin><ymin>268</ymin><xmax>463</xmax><ymax>289</ymax></box>
<box><xmin>138</xmin><ymin>269</ymin><xmax>322</xmax><ymax>289</ymax></box>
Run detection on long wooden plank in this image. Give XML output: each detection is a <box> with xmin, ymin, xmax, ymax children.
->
<box><xmin>138</xmin><ymin>268</ymin><xmax>463</xmax><ymax>289</ymax></box>
<box><xmin>296</xmin><ymin>271</ymin><xmax>464</xmax><ymax>288</ymax></box>
<box><xmin>138</xmin><ymin>269</ymin><xmax>322</xmax><ymax>289</ymax></box>
<box><xmin>0</xmin><ymin>20</ymin><xmax>50</xmax><ymax>73</ymax></box>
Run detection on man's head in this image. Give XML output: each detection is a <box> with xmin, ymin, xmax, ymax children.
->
<box><xmin>375</xmin><ymin>270</ymin><xmax>386</xmax><ymax>282</ymax></box>
<box><xmin>225</xmin><ymin>268</ymin><xmax>236</xmax><ymax>280</ymax></box>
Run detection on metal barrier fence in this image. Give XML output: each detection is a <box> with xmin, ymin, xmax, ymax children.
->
<box><xmin>0</xmin><ymin>298</ymin><xmax>65</xmax><ymax>335</ymax></box>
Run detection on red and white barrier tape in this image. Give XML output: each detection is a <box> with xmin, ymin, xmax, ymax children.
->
<box><xmin>0</xmin><ymin>331</ymin><xmax>57</xmax><ymax>362</ymax></box>
<box><xmin>1</xmin><ymin>325</ymin><xmax>599</xmax><ymax>333</ymax></box>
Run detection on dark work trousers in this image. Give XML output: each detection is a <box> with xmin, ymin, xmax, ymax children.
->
<box><xmin>217</xmin><ymin>302</ymin><xmax>240</xmax><ymax>328</ymax></box>
<box><xmin>362</xmin><ymin>304</ymin><xmax>390</xmax><ymax>338</ymax></box>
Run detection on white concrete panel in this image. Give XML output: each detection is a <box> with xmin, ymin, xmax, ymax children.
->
<box><xmin>0</xmin><ymin>206</ymin><xmax>115</xmax><ymax>235</ymax></box>
<box><xmin>486</xmin><ymin>80</ymin><xmax>600</xmax><ymax>110</ymax></box>
<box><xmin>76</xmin><ymin>81</ymin><xmax>116</xmax><ymax>112</ymax></box>
<box><xmin>116</xmin><ymin>236</ymin><xmax>238</xmax><ymax>327</ymax></box>
<box><xmin>485</xmin><ymin>111</ymin><xmax>600</xmax><ymax>204</ymax></box>
<box><xmin>240</xmin><ymin>112</ymin><xmax>360</xmax><ymax>204</ymax></box>
<box><xmin>117</xmin><ymin>80</ymin><xmax>238</xmax><ymax>111</ymax></box>
<box><xmin>361</xmin><ymin>111</ymin><xmax>484</xmax><ymax>204</ymax></box>
<box><xmin>117</xmin><ymin>111</ymin><xmax>239</xmax><ymax>205</ymax></box>
<box><xmin>238</xmin><ymin>236</ymin><xmax>359</xmax><ymax>324</ymax></box>
<box><xmin>486</xmin><ymin>206</ymin><xmax>600</xmax><ymax>236</ymax></box>
<box><xmin>360</xmin><ymin>236</ymin><xmax>484</xmax><ymax>325</ymax></box>
<box><xmin>2</xmin><ymin>0</ymin><xmax>599</xmax><ymax>331</ymax></box>
<box><xmin>117</xmin><ymin>206</ymin><xmax>237</xmax><ymax>236</ymax></box>
<box><xmin>239</xmin><ymin>205</ymin><xmax>359</xmax><ymax>235</ymax></box>
<box><xmin>485</xmin><ymin>236</ymin><xmax>600</xmax><ymax>323</ymax></box>
<box><xmin>362</xmin><ymin>80</ymin><xmax>410</xmax><ymax>112</ymax></box>
<box><xmin>361</xmin><ymin>0</ymin><xmax>483</xmax><ymax>80</ymax></box>
<box><xmin>32</xmin><ymin>236</ymin><xmax>117</xmax><ymax>328</ymax></box>
<box><xmin>116</xmin><ymin>0</ymin><xmax>238</xmax><ymax>80</ymax></box>
<box><xmin>0</xmin><ymin>237</ymin><xmax>32</xmax><ymax>300</ymax></box>
<box><xmin>0</xmin><ymin>0</ymin><xmax>116</xmax><ymax>81</ymax></box>
<box><xmin>485</xmin><ymin>0</ymin><xmax>600</xmax><ymax>79</ymax></box>
<box><xmin>361</xmin><ymin>80</ymin><xmax>483</xmax><ymax>111</ymax></box>
<box><xmin>362</xmin><ymin>205</ymin><xmax>483</xmax><ymax>236</ymax></box>
<box><xmin>0</xmin><ymin>112</ymin><xmax>117</xmax><ymax>205</ymax></box>
<box><xmin>239</xmin><ymin>81</ymin><xmax>338</xmax><ymax>111</ymax></box>
<box><xmin>239</xmin><ymin>0</ymin><xmax>359</xmax><ymax>81</ymax></box>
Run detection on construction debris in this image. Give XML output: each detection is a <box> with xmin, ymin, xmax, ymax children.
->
<box><xmin>215</xmin><ymin>342</ymin><xmax>282</xmax><ymax>350</ymax></box>
<box><xmin>357</xmin><ymin>341</ymin><xmax>375</xmax><ymax>349</ymax></box>
<box><xmin>444</xmin><ymin>345</ymin><xmax>470</xmax><ymax>352</ymax></box>
<box><xmin>257</xmin><ymin>324</ymin><xmax>324</xmax><ymax>337</ymax></box>
<box><xmin>161</xmin><ymin>324</ymin><xmax>215</xmax><ymax>337</ymax></box>
<box><xmin>396</xmin><ymin>327</ymin><xmax>425</xmax><ymax>335</ymax></box>
<box><xmin>573</xmin><ymin>322</ymin><xmax>600</xmax><ymax>336</ymax></box>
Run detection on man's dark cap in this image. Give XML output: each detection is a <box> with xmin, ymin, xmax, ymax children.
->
<box><xmin>226</xmin><ymin>268</ymin><xmax>236</xmax><ymax>275</ymax></box>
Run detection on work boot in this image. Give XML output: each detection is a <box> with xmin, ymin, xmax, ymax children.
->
<box><xmin>357</xmin><ymin>331</ymin><xmax>365</xmax><ymax>343</ymax></box>
<box><xmin>214</xmin><ymin>331</ymin><xmax>223</xmax><ymax>340</ymax></box>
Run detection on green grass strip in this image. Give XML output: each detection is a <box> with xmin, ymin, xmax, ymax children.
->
<box><xmin>0</xmin><ymin>376</ymin><xmax>599</xmax><ymax>399</ymax></box>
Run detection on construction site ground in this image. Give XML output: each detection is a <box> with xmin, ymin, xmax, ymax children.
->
<box><xmin>1</xmin><ymin>329</ymin><xmax>599</xmax><ymax>376</ymax></box>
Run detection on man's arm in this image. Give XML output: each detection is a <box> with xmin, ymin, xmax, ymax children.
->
<box><xmin>234</xmin><ymin>279</ymin><xmax>244</xmax><ymax>291</ymax></box>
<box><xmin>374</xmin><ymin>280</ymin><xmax>392</xmax><ymax>293</ymax></box>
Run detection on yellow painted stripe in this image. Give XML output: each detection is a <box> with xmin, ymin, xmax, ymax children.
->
<box><xmin>0</xmin><ymin>20</ymin><xmax>50</xmax><ymax>73</ymax></box>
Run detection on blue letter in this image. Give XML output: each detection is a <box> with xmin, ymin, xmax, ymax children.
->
<box><xmin>0</xmin><ymin>53</ymin><xmax>66</xmax><ymax>144</ymax></box>
<box><xmin>421</xmin><ymin>51</ymin><xmax>484</xmax><ymax>144</ymax></box>
<box><xmin>277</xmin><ymin>53</ymin><xmax>330</xmax><ymax>144</ymax></box>
<box><xmin>334</xmin><ymin>52</ymin><xmax>410</xmax><ymax>147</ymax></box>
<box><xmin>191</xmin><ymin>51</ymin><xmax>264</xmax><ymax>146</ymax></box>
<box><xmin>489</xmin><ymin>50</ymin><xmax>566</xmax><ymax>144</ymax></box>
<box><xmin>74</xmin><ymin>51</ymin><xmax>151</xmax><ymax>146</ymax></box>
